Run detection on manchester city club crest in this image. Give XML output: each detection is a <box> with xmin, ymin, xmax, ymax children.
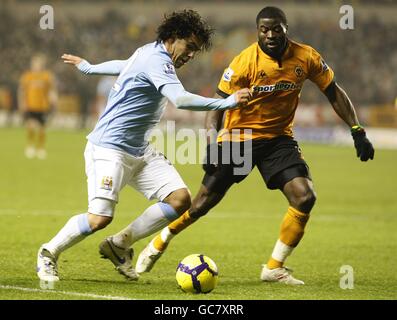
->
<box><xmin>100</xmin><ymin>176</ymin><xmax>113</xmax><ymax>191</ymax></box>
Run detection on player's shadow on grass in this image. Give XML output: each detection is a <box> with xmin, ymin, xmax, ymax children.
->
<box><xmin>67</xmin><ymin>277</ymin><xmax>155</xmax><ymax>287</ymax></box>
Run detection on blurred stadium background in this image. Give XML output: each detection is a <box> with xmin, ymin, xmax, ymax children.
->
<box><xmin>0</xmin><ymin>0</ymin><xmax>396</xmax><ymax>148</ymax></box>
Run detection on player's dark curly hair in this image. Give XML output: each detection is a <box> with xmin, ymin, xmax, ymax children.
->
<box><xmin>256</xmin><ymin>6</ymin><xmax>287</xmax><ymax>25</ymax></box>
<box><xmin>156</xmin><ymin>9</ymin><xmax>214</xmax><ymax>51</ymax></box>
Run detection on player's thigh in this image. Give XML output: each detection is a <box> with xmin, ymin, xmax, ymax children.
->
<box><xmin>201</xmin><ymin>166</ymin><xmax>240</xmax><ymax>196</ymax></box>
<box><xmin>202</xmin><ymin>142</ymin><xmax>252</xmax><ymax>195</ymax></box>
<box><xmin>36</xmin><ymin>112</ymin><xmax>47</xmax><ymax>127</ymax></box>
<box><xmin>24</xmin><ymin>113</ymin><xmax>38</xmax><ymax>129</ymax></box>
<box><xmin>84</xmin><ymin>142</ymin><xmax>132</xmax><ymax>216</ymax></box>
<box><xmin>129</xmin><ymin>149</ymin><xmax>188</xmax><ymax>202</ymax></box>
<box><xmin>256</xmin><ymin>137</ymin><xmax>311</xmax><ymax>190</ymax></box>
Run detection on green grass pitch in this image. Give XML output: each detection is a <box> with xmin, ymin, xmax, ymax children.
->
<box><xmin>0</xmin><ymin>127</ymin><xmax>396</xmax><ymax>300</ymax></box>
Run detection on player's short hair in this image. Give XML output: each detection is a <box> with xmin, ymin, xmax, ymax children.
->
<box><xmin>157</xmin><ymin>9</ymin><xmax>214</xmax><ymax>51</ymax></box>
<box><xmin>256</xmin><ymin>6</ymin><xmax>287</xmax><ymax>25</ymax></box>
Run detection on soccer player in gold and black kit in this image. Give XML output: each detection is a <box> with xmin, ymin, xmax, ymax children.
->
<box><xmin>19</xmin><ymin>54</ymin><xmax>57</xmax><ymax>159</ymax></box>
<box><xmin>135</xmin><ymin>6</ymin><xmax>374</xmax><ymax>284</ymax></box>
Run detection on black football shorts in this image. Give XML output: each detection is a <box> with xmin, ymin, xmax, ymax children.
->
<box><xmin>24</xmin><ymin>111</ymin><xmax>48</xmax><ymax>125</ymax></box>
<box><xmin>202</xmin><ymin>136</ymin><xmax>311</xmax><ymax>193</ymax></box>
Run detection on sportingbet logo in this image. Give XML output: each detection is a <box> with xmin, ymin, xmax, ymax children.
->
<box><xmin>252</xmin><ymin>82</ymin><xmax>301</xmax><ymax>93</ymax></box>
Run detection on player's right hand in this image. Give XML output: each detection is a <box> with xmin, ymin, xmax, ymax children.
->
<box><xmin>61</xmin><ymin>54</ymin><xmax>83</xmax><ymax>66</ymax></box>
<box><xmin>234</xmin><ymin>88</ymin><xmax>252</xmax><ymax>107</ymax></box>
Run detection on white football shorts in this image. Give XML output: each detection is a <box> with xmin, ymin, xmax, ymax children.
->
<box><xmin>84</xmin><ymin>141</ymin><xmax>188</xmax><ymax>216</ymax></box>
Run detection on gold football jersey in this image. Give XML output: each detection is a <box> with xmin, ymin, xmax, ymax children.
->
<box><xmin>217</xmin><ymin>40</ymin><xmax>334</xmax><ymax>141</ymax></box>
<box><xmin>20</xmin><ymin>71</ymin><xmax>55</xmax><ymax>112</ymax></box>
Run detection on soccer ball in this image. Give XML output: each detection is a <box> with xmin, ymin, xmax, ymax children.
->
<box><xmin>176</xmin><ymin>254</ymin><xmax>218</xmax><ymax>294</ymax></box>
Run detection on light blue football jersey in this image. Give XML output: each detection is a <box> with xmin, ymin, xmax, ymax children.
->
<box><xmin>87</xmin><ymin>41</ymin><xmax>181</xmax><ymax>156</ymax></box>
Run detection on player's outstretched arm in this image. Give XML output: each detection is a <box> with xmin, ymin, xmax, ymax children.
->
<box><xmin>160</xmin><ymin>83</ymin><xmax>251</xmax><ymax>111</ymax></box>
<box><xmin>324</xmin><ymin>81</ymin><xmax>375</xmax><ymax>161</ymax></box>
<box><xmin>61</xmin><ymin>54</ymin><xmax>127</xmax><ymax>75</ymax></box>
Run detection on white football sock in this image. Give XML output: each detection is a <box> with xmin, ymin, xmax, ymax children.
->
<box><xmin>271</xmin><ymin>239</ymin><xmax>294</xmax><ymax>263</ymax></box>
<box><xmin>160</xmin><ymin>227</ymin><xmax>174</xmax><ymax>243</ymax></box>
<box><xmin>112</xmin><ymin>202</ymin><xmax>178</xmax><ymax>248</ymax></box>
<box><xmin>148</xmin><ymin>227</ymin><xmax>174</xmax><ymax>253</ymax></box>
<box><xmin>44</xmin><ymin>213</ymin><xmax>92</xmax><ymax>258</ymax></box>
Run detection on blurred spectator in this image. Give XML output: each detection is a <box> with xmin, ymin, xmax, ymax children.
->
<box><xmin>0</xmin><ymin>85</ymin><xmax>14</xmax><ymax>125</ymax></box>
<box><xmin>18</xmin><ymin>54</ymin><xmax>58</xmax><ymax>159</ymax></box>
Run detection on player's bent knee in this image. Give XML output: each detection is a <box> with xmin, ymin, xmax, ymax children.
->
<box><xmin>164</xmin><ymin>188</ymin><xmax>191</xmax><ymax>215</ymax></box>
<box><xmin>176</xmin><ymin>193</ymin><xmax>191</xmax><ymax>215</ymax></box>
<box><xmin>87</xmin><ymin>213</ymin><xmax>113</xmax><ymax>231</ymax></box>
<box><xmin>295</xmin><ymin>190</ymin><xmax>317</xmax><ymax>213</ymax></box>
<box><xmin>87</xmin><ymin>197</ymin><xmax>115</xmax><ymax>231</ymax></box>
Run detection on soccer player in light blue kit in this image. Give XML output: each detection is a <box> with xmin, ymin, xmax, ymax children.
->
<box><xmin>37</xmin><ymin>10</ymin><xmax>251</xmax><ymax>282</ymax></box>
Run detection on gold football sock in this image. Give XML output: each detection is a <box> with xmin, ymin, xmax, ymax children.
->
<box><xmin>267</xmin><ymin>207</ymin><xmax>310</xmax><ymax>269</ymax></box>
<box><xmin>152</xmin><ymin>210</ymin><xmax>196</xmax><ymax>252</ymax></box>
<box><xmin>280</xmin><ymin>206</ymin><xmax>310</xmax><ymax>247</ymax></box>
<box><xmin>267</xmin><ymin>257</ymin><xmax>283</xmax><ymax>269</ymax></box>
<box><xmin>153</xmin><ymin>233</ymin><xmax>168</xmax><ymax>252</ymax></box>
<box><xmin>168</xmin><ymin>210</ymin><xmax>196</xmax><ymax>234</ymax></box>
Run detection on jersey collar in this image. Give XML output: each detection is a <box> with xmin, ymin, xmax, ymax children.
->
<box><xmin>156</xmin><ymin>40</ymin><xmax>171</xmax><ymax>58</ymax></box>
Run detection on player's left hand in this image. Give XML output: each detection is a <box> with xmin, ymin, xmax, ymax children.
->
<box><xmin>351</xmin><ymin>126</ymin><xmax>375</xmax><ymax>161</ymax></box>
<box><xmin>61</xmin><ymin>54</ymin><xmax>83</xmax><ymax>66</ymax></box>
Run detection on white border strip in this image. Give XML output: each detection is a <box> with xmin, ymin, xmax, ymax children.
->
<box><xmin>0</xmin><ymin>285</ymin><xmax>136</xmax><ymax>300</ymax></box>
